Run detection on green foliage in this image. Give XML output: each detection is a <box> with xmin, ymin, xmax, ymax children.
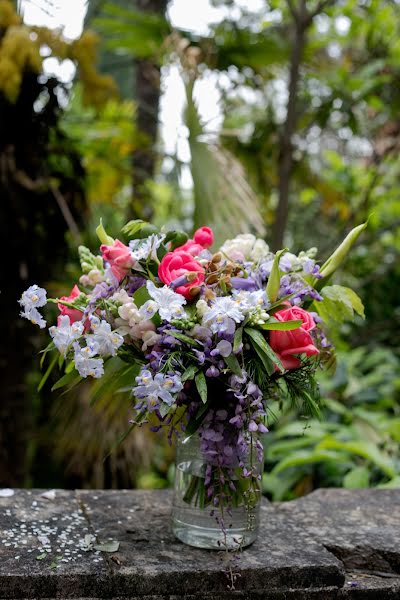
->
<box><xmin>94</xmin><ymin>2</ymin><xmax>170</xmax><ymax>60</ymax></box>
<box><xmin>263</xmin><ymin>347</ymin><xmax>400</xmax><ymax>500</ymax></box>
<box><xmin>313</xmin><ymin>285</ymin><xmax>365</xmax><ymax>325</ymax></box>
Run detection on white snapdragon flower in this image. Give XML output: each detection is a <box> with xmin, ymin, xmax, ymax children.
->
<box><xmin>49</xmin><ymin>315</ymin><xmax>84</xmax><ymax>357</ymax></box>
<box><xmin>73</xmin><ymin>343</ymin><xmax>104</xmax><ymax>378</ymax></box>
<box><xmin>220</xmin><ymin>234</ymin><xmax>270</xmax><ymax>262</ymax></box>
<box><xmin>129</xmin><ymin>234</ymin><xmax>165</xmax><ymax>262</ymax></box>
<box><xmin>19</xmin><ymin>284</ymin><xmax>47</xmax><ymax>328</ymax></box>
<box><xmin>118</xmin><ymin>302</ymin><xmax>142</xmax><ymax>326</ymax></box>
<box><xmin>141</xmin><ymin>330</ymin><xmax>162</xmax><ymax>351</ymax></box>
<box><xmin>202</xmin><ymin>296</ymin><xmax>244</xmax><ymax>335</ymax></box>
<box><xmin>111</xmin><ymin>289</ymin><xmax>131</xmax><ymax>304</ymax></box>
<box><xmin>140</xmin><ymin>281</ymin><xmax>187</xmax><ymax>322</ymax></box>
<box><xmin>87</xmin><ymin>316</ymin><xmax>123</xmax><ymax>356</ymax></box>
<box><xmin>196</xmin><ymin>299</ymin><xmax>208</xmax><ymax>319</ymax></box>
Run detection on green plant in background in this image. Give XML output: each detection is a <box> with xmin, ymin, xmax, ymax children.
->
<box><xmin>263</xmin><ymin>347</ymin><xmax>400</xmax><ymax>500</ymax></box>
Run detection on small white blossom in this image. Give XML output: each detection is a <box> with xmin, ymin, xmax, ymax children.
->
<box><xmin>129</xmin><ymin>234</ymin><xmax>165</xmax><ymax>262</ymax></box>
<box><xmin>141</xmin><ymin>330</ymin><xmax>162</xmax><ymax>351</ymax></box>
<box><xmin>233</xmin><ymin>290</ymin><xmax>270</xmax><ymax>314</ymax></box>
<box><xmin>118</xmin><ymin>302</ymin><xmax>142</xmax><ymax>326</ymax></box>
<box><xmin>202</xmin><ymin>296</ymin><xmax>244</xmax><ymax>335</ymax></box>
<box><xmin>73</xmin><ymin>343</ymin><xmax>104</xmax><ymax>378</ymax></box>
<box><xmin>49</xmin><ymin>315</ymin><xmax>84</xmax><ymax>357</ymax></box>
<box><xmin>19</xmin><ymin>285</ymin><xmax>47</xmax><ymax>328</ymax></box>
<box><xmin>196</xmin><ymin>299</ymin><xmax>208</xmax><ymax>319</ymax></box>
<box><xmin>87</xmin><ymin>316</ymin><xmax>124</xmax><ymax>356</ymax></box>
<box><xmin>142</xmin><ymin>281</ymin><xmax>187</xmax><ymax>322</ymax></box>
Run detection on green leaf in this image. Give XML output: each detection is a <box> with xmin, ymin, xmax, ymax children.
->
<box><xmin>317</xmin><ymin>438</ymin><xmax>396</xmax><ymax>478</ymax></box>
<box><xmin>121</xmin><ymin>219</ymin><xmax>146</xmax><ymax>237</ymax></box>
<box><xmin>377</xmin><ymin>476</ymin><xmax>400</xmax><ymax>489</ymax></box>
<box><xmin>195</xmin><ymin>371</ymin><xmax>208</xmax><ymax>403</ymax></box>
<box><xmin>40</xmin><ymin>341</ymin><xmax>56</xmax><ymax>369</ymax></box>
<box><xmin>233</xmin><ymin>327</ymin><xmax>243</xmax><ymax>353</ymax></box>
<box><xmin>314</xmin><ymin>285</ymin><xmax>365</xmax><ymax>325</ymax></box>
<box><xmin>37</xmin><ymin>353</ymin><xmax>58</xmax><ymax>392</ymax></box>
<box><xmin>316</xmin><ymin>221</ymin><xmax>368</xmax><ymax>286</ymax></box>
<box><xmin>260</xmin><ymin>319</ymin><xmax>303</xmax><ymax>331</ymax></box>
<box><xmin>266</xmin><ymin>248</ymin><xmax>287</xmax><ymax>303</ymax></box>
<box><xmin>96</xmin><ymin>218</ymin><xmax>114</xmax><ymax>245</ymax></box>
<box><xmin>245</xmin><ymin>327</ymin><xmax>284</xmax><ymax>373</ymax></box>
<box><xmin>272</xmin><ymin>449</ymin><xmax>343</xmax><ymax>474</ymax></box>
<box><xmin>132</xmin><ymin>285</ymin><xmax>151</xmax><ymax>308</ymax></box>
<box><xmin>51</xmin><ymin>370</ymin><xmax>82</xmax><ymax>391</ymax></box>
<box><xmin>159</xmin><ymin>403</ymin><xmax>172</xmax><ymax>418</ymax></box>
<box><xmin>93</xmin><ymin>541</ymin><xmax>120</xmax><ymax>553</ymax></box>
<box><xmin>223</xmin><ymin>353</ymin><xmax>243</xmax><ymax>377</ymax></box>
<box><xmin>185</xmin><ymin>79</ymin><xmax>265</xmax><ymax>245</ymax></box>
<box><xmin>181</xmin><ymin>364</ymin><xmax>200</xmax><ymax>382</ymax></box>
<box><xmin>343</xmin><ymin>466</ymin><xmax>370</xmax><ymax>489</ymax></box>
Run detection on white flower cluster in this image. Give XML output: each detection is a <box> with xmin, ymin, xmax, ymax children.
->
<box><xmin>220</xmin><ymin>234</ymin><xmax>270</xmax><ymax>263</ymax></box>
<box><xmin>113</xmin><ymin>289</ymin><xmax>161</xmax><ymax>351</ymax></box>
<box><xmin>232</xmin><ymin>290</ymin><xmax>270</xmax><ymax>325</ymax></box>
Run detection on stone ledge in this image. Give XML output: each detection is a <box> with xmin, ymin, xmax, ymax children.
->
<box><xmin>0</xmin><ymin>489</ymin><xmax>399</xmax><ymax>599</ymax></box>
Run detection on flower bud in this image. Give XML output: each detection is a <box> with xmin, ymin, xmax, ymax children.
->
<box><xmin>206</xmin><ymin>274</ymin><xmax>219</xmax><ymax>285</ymax></box>
<box><xmin>211</xmin><ymin>252</ymin><xmax>222</xmax><ymax>263</ymax></box>
<box><xmin>189</xmin><ymin>286</ymin><xmax>201</xmax><ymax>297</ymax></box>
<box><xmin>186</xmin><ymin>271</ymin><xmax>198</xmax><ymax>283</ymax></box>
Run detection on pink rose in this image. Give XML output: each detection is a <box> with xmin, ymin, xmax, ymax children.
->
<box><xmin>269</xmin><ymin>306</ymin><xmax>319</xmax><ymax>370</ymax></box>
<box><xmin>193</xmin><ymin>226</ymin><xmax>214</xmax><ymax>248</ymax></box>
<box><xmin>100</xmin><ymin>239</ymin><xmax>133</xmax><ymax>282</ymax></box>
<box><xmin>57</xmin><ymin>285</ymin><xmax>88</xmax><ymax>328</ymax></box>
<box><xmin>158</xmin><ymin>250</ymin><xmax>205</xmax><ymax>299</ymax></box>
<box><xmin>175</xmin><ymin>226</ymin><xmax>214</xmax><ymax>256</ymax></box>
<box><xmin>175</xmin><ymin>239</ymin><xmax>205</xmax><ymax>257</ymax></box>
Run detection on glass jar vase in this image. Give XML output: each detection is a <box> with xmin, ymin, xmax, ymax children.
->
<box><xmin>171</xmin><ymin>431</ymin><xmax>263</xmax><ymax>550</ymax></box>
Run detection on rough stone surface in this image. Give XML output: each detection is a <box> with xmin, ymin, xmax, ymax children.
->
<box><xmin>0</xmin><ymin>488</ymin><xmax>399</xmax><ymax>599</ymax></box>
<box><xmin>277</xmin><ymin>489</ymin><xmax>400</xmax><ymax>574</ymax></box>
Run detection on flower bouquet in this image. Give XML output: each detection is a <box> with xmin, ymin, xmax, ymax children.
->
<box><xmin>19</xmin><ymin>220</ymin><xmax>366</xmax><ymax>551</ymax></box>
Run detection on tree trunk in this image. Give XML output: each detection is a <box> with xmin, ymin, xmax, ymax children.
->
<box><xmin>130</xmin><ymin>0</ymin><xmax>168</xmax><ymax>220</ymax></box>
<box><xmin>272</xmin><ymin>19</ymin><xmax>306</xmax><ymax>251</ymax></box>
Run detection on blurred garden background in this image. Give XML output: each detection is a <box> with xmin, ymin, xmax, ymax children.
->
<box><xmin>1</xmin><ymin>0</ymin><xmax>399</xmax><ymax>497</ymax></box>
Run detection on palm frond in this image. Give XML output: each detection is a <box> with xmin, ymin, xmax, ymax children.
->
<box><xmin>184</xmin><ymin>81</ymin><xmax>266</xmax><ymax>245</ymax></box>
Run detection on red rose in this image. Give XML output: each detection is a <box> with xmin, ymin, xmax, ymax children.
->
<box><xmin>269</xmin><ymin>306</ymin><xmax>319</xmax><ymax>370</ymax></box>
<box><xmin>100</xmin><ymin>239</ymin><xmax>133</xmax><ymax>282</ymax></box>
<box><xmin>57</xmin><ymin>285</ymin><xmax>89</xmax><ymax>329</ymax></box>
<box><xmin>158</xmin><ymin>250</ymin><xmax>205</xmax><ymax>299</ymax></box>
